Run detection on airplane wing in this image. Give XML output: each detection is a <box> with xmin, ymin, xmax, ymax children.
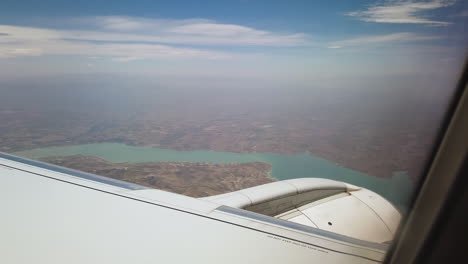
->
<box><xmin>0</xmin><ymin>152</ymin><xmax>399</xmax><ymax>263</ymax></box>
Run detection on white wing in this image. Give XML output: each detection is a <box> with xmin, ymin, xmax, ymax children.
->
<box><xmin>0</xmin><ymin>152</ymin><xmax>398</xmax><ymax>263</ymax></box>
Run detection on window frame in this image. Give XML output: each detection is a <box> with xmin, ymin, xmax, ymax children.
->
<box><xmin>386</xmin><ymin>59</ymin><xmax>468</xmax><ymax>263</ymax></box>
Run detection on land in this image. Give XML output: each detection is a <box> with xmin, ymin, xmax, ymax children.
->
<box><xmin>0</xmin><ymin>78</ymin><xmax>447</xmax><ymax>181</ymax></box>
<box><xmin>0</xmin><ymin>105</ymin><xmax>436</xmax><ymax>181</ymax></box>
<box><xmin>40</xmin><ymin>155</ymin><xmax>274</xmax><ymax>197</ymax></box>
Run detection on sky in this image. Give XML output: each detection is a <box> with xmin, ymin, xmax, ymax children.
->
<box><xmin>0</xmin><ymin>0</ymin><xmax>467</xmax><ymax>86</ymax></box>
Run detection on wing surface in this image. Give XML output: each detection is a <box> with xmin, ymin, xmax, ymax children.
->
<box><xmin>0</xmin><ymin>153</ymin><xmax>390</xmax><ymax>263</ymax></box>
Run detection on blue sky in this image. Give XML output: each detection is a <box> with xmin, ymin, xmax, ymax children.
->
<box><xmin>0</xmin><ymin>0</ymin><xmax>466</xmax><ymax>84</ymax></box>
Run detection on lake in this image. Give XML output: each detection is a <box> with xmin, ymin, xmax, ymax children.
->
<box><xmin>14</xmin><ymin>142</ymin><xmax>413</xmax><ymax>209</ymax></box>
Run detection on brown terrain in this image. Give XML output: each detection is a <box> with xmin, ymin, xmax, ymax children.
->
<box><xmin>0</xmin><ymin>80</ymin><xmax>446</xmax><ymax>181</ymax></box>
<box><xmin>0</xmin><ymin>105</ymin><xmax>437</xmax><ymax>180</ymax></box>
<box><xmin>40</xmin><ymin>155</ymin><xmax>274</xmax><ymax>197</ymax></box>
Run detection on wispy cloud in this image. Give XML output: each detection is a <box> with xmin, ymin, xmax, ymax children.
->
<box><xmin>0</xmin><ymin>47</ymin><xmax>43</xmax><ymax>57</ymax></box>
<box><xmin>0</xmin><ymin>26</ymin><xmax>231</xmax><ymax>59</ymax></box>
<box><xmin>77</xmin><ymin>16</ymin><xmax>308</xmax><ymax>46</ymax></box>
<box><xmin>92</xmin><ymin>17</ymin><xmax>209</xmax><ymax>32</ymax></box>
<box><xmin>89</xmin><ymin>16</ymin><xmax>307</xmax><ymax>44</ymax></box>
<box><xmin>327</xmin><ymin>45</ymin><xmax>342</xmax><ymax>49</ymax></box>
<box><xmin>0</xmin><ymin>16</ymin><xmax>309</xmax><ymax>60</ymax></box>
<box><xmin>328</xmin><ymin>32</ymin><xmax>439</xmax><ymax>48</ymax></box>
<box><xmin>348</xmin><ymin>0</ymin><xmax>456</xmax><ymax>25</ymax></box>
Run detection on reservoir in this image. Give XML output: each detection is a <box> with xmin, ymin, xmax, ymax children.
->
<box><xmin>14</xmin><ymin>142</ymin><xmax>413</xmax><ymax>209</ymax></box>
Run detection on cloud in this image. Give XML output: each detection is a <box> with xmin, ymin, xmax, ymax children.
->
<box><xmin>89</xmin><ymin>16</ymin><xmax>307</xmax><ymax>45</ymax></box>
<box><xmin>58</xmin><ymin>16</ymin><xmax>308</xmax><ymax>46</ymax></box>
<box><xmin>111</xmin><ymin>57</ymin><xmax>139</xmax><ymax>62</ymax></box>
<box><xmin>0</xmin><ymin>16</ymin><xmax>309</xmax><ymax>60</ymax></box>
<box><xmin>348</xmin><ymin>0</ymin><xmax>456</xmax><ymax>25</ymax></box>
<box><xmin>328</xmin><ymin>32</ymin><xmax>439</xmax><ymax>48</ymax></box>
<box><xmin>170</xmin><ymin>23</ymin><xmax>268</xmax><ymax>36</ymax></box>
<box><xmin>0</xmin><ymin>47</ymin><xmax>43</xmax><ymax>58</ymax></box>
<box><xmin>0</xmin><ymin>25</ymin><xmax>232</xmax><ymax>59</ymax></box>
<box><xmin>97</xmin><ymin>16</ymin><xmax>154</xmax><ymax>31</ymax></box>
<box><xmin>91</xmin><ymin>16</ymin><xmax>208</xmax><ymax>32</ymax></box>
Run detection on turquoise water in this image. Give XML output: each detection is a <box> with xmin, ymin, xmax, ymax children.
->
<box><xmin>14</xmin><ymin>143</ymin><xmax>413</xmax><ymax>208</ymax></box>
